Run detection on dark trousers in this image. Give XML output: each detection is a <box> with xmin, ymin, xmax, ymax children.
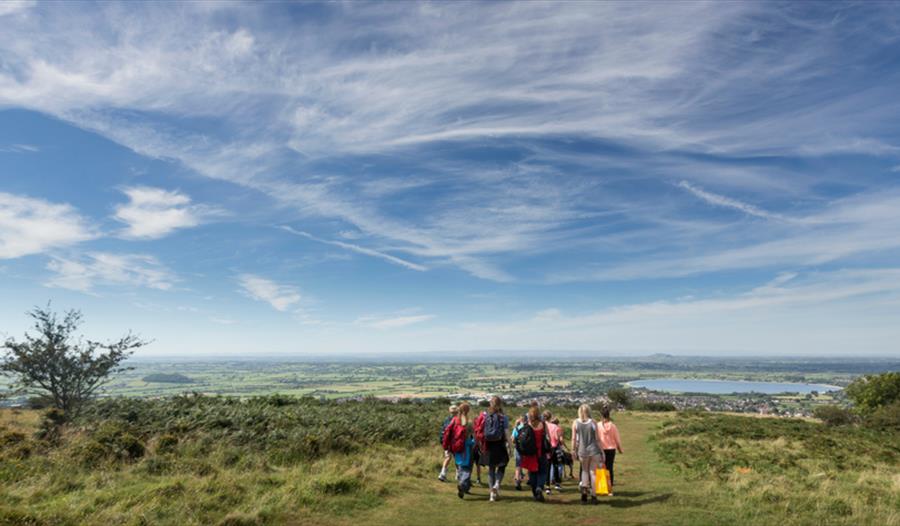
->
<box><xmin>527</xmin><ymin>457</ymin><xmax>548</xmax><ymax>494</ymax></box>
<box><xmin>603</xmin><ymin>449</ymin><xmax>617</xmax><ymax>487</ymax></box>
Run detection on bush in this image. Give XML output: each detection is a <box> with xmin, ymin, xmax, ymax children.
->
<box><xmin>637</xmin><ymin>401</ymin><xmax>677</xmax><ymax>412</ymax></box>
<box><xmin>863</xmin><ymin>401</ymin><xmax>900</xmax><ymax>431</ymax></box>
<box><xmin>813</xmin><ymin>405</ymin><xmax>855</xmax><ymax>426</ymax></box>
<box><xmin>845</xmin><ymin>372</ymin><xmax>900</xmax><ymax>413</ymax></box>
<box><xmin>607</xmin><ymin>388</ymin><xmax>632</xmax><ymax>409</ymax></box>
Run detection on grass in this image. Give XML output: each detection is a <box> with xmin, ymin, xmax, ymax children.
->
<box><xmin>1</xmin><ymin>401</ymin><xmax>898</xmax><ymax>526</ymax></box>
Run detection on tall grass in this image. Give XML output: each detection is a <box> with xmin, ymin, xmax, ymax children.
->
<box><xmin>653</xmin><ymin>412</ymin><xmax>900</xmax><ymax>526</ymax></box>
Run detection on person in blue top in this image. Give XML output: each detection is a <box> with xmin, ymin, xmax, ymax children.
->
<box><xmin>453</xmin><ymin>403</ymin><xmax>476</xmax><ymax>499</ymax></box>
<box><xmin>511</xmin><ymin>415</ymin><xmax>526</xmax><ymax>491</ymax></box>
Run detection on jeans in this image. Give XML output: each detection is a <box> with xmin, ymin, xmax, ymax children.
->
<box><xmin>527</xmin><ymin>457</ymin><xmax>548</xmax><ymax>494</ymax></box>
<box><xmin>488</xmin><ymin>465</ymin><xmax>505</xmax><ymax>488</ymax></box>
<box><xmin>579</xmin><ymin>454</ymin><xmax>603</xmax><ymax>495</ymax></box>
<box><xmin>603</xmin><ymin>449</ymin><xmax>617</xmax><ymax>487</ymax></box>
<box><xmin>457</xmin><ymin>463</ymin><xmax>472</xmax><ymax>493</ymax></box>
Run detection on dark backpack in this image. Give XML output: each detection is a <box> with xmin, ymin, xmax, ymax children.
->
<box><xmin>515</xmin><ymin>424</ymin><xmax>537</xmax><ymax>455</ymax></box>
<box><xmin>483</xmin><ymin>412</ymin><xmax>504</xmax><ymax>442</ymax></box>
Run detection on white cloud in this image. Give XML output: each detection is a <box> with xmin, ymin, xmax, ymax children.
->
<box><xmin>0</xmin><ymin>1</ymin><xmax>34</xmax><ymax>16</ymax></box>
<box><xmin>237</xmin><ymin>274</ymin><xmax>301</xmax><ymax>311</ymax></box>
<box><xmin>0</xmin><ymin>144</ymin><xmax>39</xmax><ymax>153</ymax></box>
<box><xmin>357</xmin><ymin>314</ymin><xmax>435</xmax><ymax>330</ymax></box>
<box><xmin>0</xmin><ymin>192</ymin><xmax>96</xmax><ymax>259</ymax></box>
<box><xmin>2</xmin><ymin>3</ymin><xmax>900</xmax><ymax>284</ymax></box>
<box><xmin>45</xmin><ymin>252</ymin><xmax>176</xmax><ymax>292</ymax></box>
<box><xmin>279</xmin><ymin>226</ymin><xmax>427</xmax><ymax>272</ymax></box>
<box><xmin>114</xmin><ymin>186</ymin><xmax>211</xmax><ymax>239</ymax></box>
<box><xmin>677</xmin><ymin>180</ymin><xmax>785</xmax><ymax>221</ymax></box>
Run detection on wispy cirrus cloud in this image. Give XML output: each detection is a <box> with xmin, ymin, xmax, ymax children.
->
<box><xmin>279</xmin><ymin>225</ymin><xmax>427</xmax><ymax>272</ymax></box>
<box><xmin>45</xmin><ymin>252</ymin><xmax>176</xmax><ymax>292</ymax></box>
<box><xmin>237</xmin><ymin>274</ymin><xmax>301</xmax><ymax>312</ymax></box>
<box><xmin>0</xmin><ymin>191</ymin><xmax>96</xmax><ymax>259</ymax></box>
<box><xmin>356</xmin><ymin>313</ymin><xmax>435</xmax><ymax>330</ymax></box>
<box><xmin>1</xmin><ymin>2</ymin><xmax>900</xmax><ymax>286</ymax></box>
<box><xmin>677</xmin><ymin>180</ymin><xmax>786</xmax><ymax>221</ymax></box>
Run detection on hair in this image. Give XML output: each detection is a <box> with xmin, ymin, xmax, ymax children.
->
<box><xmin>458</xmin><ymin>402</ymin><xmax>471</xmax><ymax>426</ymax></box>
<box><xmin>578</xmin><ymin>403</ymin><xmax>592</xmax><ymax>422</ymax></box>
<box><xmin>489</xmin><ymin>396</ymin><xmax>503</xmax><ymax>414</ymax></box>
<box><xmin>600</xmin><ymin>406</ymin><xmax>611</xmax><ymax>420</ymax></box>
<box><xmin>530</xmin><ymin>400</ymin><xmax>540</xmax><ymax>408</ymax></box>
<box><xmin>551</xmin><ymin>417</ymin><xmax>559</xmax><ymax>425</ymax></box>
<box><xmin>528</xmin><ymin>406</ymin><xmax>541</xmax><ymax>424</ymax></box>
<box><xmin>542</xmin><ymin>410</ymin><xmax>552</xmax><ymax>422</ymax></box>
<box><xmin>449</xmin><ymin>405</ymin><xmax>458</xmax><ymax>414</ymax></box>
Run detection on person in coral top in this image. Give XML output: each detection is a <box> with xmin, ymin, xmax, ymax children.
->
<box><xmin>598</xmin><ymin>406</ymin><xmax>624</xmax><ymax>493</ymax></box>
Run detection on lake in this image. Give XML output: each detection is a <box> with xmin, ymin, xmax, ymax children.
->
<box><xmin>627</xmin><ymin>378</ymin><xmax>841</xmax><ymax>395</ymax></box>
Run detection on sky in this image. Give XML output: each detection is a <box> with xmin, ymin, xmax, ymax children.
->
<box><xmin>1</xmin><ymin>1</ymin><xmax>900</xmax><ymax>357</ymax></box>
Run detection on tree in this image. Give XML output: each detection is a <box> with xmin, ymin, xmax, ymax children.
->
<box><xmin>845</xmin><ymin>372</ymin><xmax>900</xmax><ymax>414</ymax></box>
<box><xmin>607</xmin><ymin>387</ymin><xmax>633</xmax><ymax>409</ymax></box>
<box><xmin>1</xmin><ymin>306</ymin><xmax>148</xmax><ymax>418</ymax></box>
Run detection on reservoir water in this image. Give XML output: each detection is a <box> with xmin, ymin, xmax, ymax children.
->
<box><xmin>627</xmin><ymin>378</ymin><xmax>841</xmax><ymax>395</ymax></box>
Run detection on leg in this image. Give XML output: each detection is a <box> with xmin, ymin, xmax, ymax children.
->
<box><xmin>457</xmin><ymin>464</ymin><xmax>472</xmax><ymax>497</ymax></box>
<box><xmin>604</xmin><ymin>449</ymin><xmax>616</xmax><ymax>488</ymax></box>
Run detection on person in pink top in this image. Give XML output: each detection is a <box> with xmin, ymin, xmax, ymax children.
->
<box><xmin>542</xmin><ymin>410</ymin><xmax>565</xmax><ymax>492</ymax></box>
<box><xmin>598</xmin><ymin>406</ymin><xmax>624</xmax><ymax>494</ymax></box>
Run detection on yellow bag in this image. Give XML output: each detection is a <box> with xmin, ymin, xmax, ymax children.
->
<box><xmin>594</xmin><ymin>467</ymin><xmax>612</xmax><ymax>495</ymax></box>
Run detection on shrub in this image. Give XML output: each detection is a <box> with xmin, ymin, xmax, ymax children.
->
<box><xmin>636</xmin><ymin>401</ymin><xmax>677</xmax><ymax>412</ymax></box>
<box><xmin>845</xmin><ymin>372</ymin><xmax>900</xmax><ymax>414</ymax></box>
<box><xmin>607</xmin><ymin>388</ymin><xmax>632</xmax><ymax>409</ymax></box>
<box><xmin>863</xmin><ymin>401</ymin><xmax>900</xmax><ymax>431</ymax></box>
<box><xmin>813</xmin><ymin>405</ymin><xmax>855</xmax><ymax>426</ymax></box>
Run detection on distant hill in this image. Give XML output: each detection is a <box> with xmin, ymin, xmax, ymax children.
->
<box><xmin>141</xmin><ymin>373</ymin><xmax>195</xmax><ymax>384</ymax></box>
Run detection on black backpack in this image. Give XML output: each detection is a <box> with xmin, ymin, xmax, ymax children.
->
<box><xmin>515</xmin><ymin>424</ymin><xmax>537</xmax><ymax>455</ymax></box>
<box><xmin>483</xmin><ymin>412</ymin><xmax>504</xmax><ymax>442</ymax></box>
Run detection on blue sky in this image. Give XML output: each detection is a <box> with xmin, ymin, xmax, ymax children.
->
<box><xmin>1</xmin><ymin>1</ymin><xmax>900</xmax><ymax>356</ymax></box>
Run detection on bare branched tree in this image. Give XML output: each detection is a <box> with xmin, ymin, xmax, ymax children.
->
<box><xmin>1</xmin><ymin>305</ymin><xmax>148</xmax><ymax>417</ymax></box>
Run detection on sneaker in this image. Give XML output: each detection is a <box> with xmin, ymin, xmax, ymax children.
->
<box><xmin>493</xmin><ymin>482</ymin><xmax>500</xmax><ymax>497</ymax></box>
<box><xmin>515</xmin><ymin>481</ymin><xmax>522</xmax><ymax>491</ymax></box>
<box><xmin>544</xmin><ymin>487</ymin><xmax>551</xmax><ymax>495</ymax></box>
<box><xmin>489</xmin><ymin>490</ymin><xmax>496</xmax><ymax>502</ymax></box>
<box><xmin>581</xmin><ymin>492</ymin><xmax>588</xmax><ymax>504</ymax></box>
<box><xmin>609</xmin><ymin>492</ymin><xmax>614</xmax><ymax>496</ymax></box>
<box><xmin>438</xmin><ymin>473</ymin><xmax>446</xmax><ymax>482</ymax></box>
<box><xmin>536</xmin><ymin>491</ymin><xmax>546</xmax><ymax>502</ymax></box>
<box><xmin>458</xmin><ymin>487</ymin><xmax>465</xmax><ymax>499</ymax></box>
<box><xmin>555</xmin><ymin>484</ymin><xmax>562</xmax><ymax>491</ymax></box>
<box><xmin>591</xmin><ymin>496</ymin><xmax>598</xmax><ymax>505</ymax></box>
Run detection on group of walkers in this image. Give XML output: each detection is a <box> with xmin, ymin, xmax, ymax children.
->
<box><xmin>439</xmin><ymin>397</ymin><xmax>623</xmax><ymax>504</ymax></box>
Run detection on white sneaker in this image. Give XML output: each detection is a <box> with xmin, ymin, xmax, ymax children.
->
<box><xmin>493</xmin><ymin>482</ymin><xmax>501</xmax><ymax>497</ymax></box>
<box><xmin>438</xmin><ymin>473</ymin><xmax>446</xmax><ymax>482</ymax></box>
<box><xmin>489</xmin><ymin>490</ymin><xmax>496</xmax><ymax>502</ymax></box>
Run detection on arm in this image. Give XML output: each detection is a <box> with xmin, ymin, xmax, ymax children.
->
<box><xmin>570</xmin><ymin>421</ymin><xmax>577</xmax><ymax>453</ymax></box>
<box><xmin>613</xmin><ymin>424</ymin><xmax>623</xmax><ymax>453</ymax></box>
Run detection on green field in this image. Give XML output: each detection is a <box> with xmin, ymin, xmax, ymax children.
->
<box><xmin>1</xmin><ymin>397</ymin><xmax>897</xmax><ymax>526</ymax></box>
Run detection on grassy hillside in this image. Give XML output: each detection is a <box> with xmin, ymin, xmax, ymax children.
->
<box><xmin>1</xmin><ymin>398</ymin><xmax>898</xmax><ymax>526</ymax></box>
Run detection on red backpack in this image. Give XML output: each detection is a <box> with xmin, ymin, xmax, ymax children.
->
<box><xmin>474</xmin><ymin>411</ymin><xmax>486</xmax><ymax>445</ymax></box>
<box><xmin>441</xmin><ymin>416</ymin><xmax>467</xmax><ymax>453</ymax></box>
